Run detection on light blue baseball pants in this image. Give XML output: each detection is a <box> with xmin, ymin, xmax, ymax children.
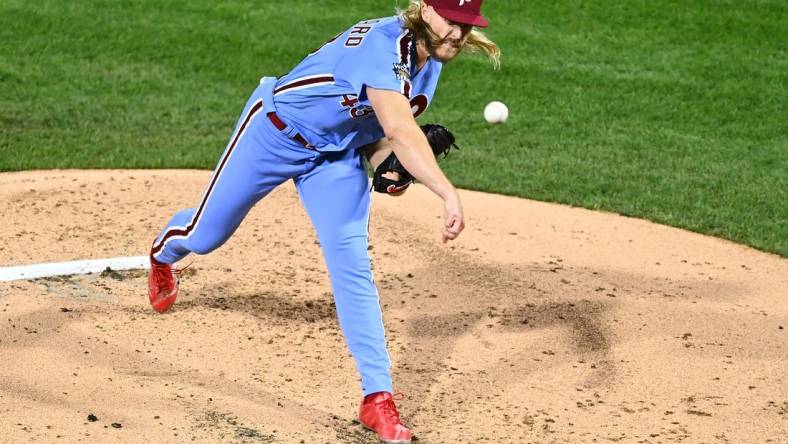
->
<box><xmin>150</xmin><ymin>84</ymin><xmax>392</xmax><ymax>396</ymax></box>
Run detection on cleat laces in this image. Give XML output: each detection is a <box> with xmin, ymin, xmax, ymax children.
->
<box><xmin>152</xmin><ymin>261</ymin><xmax>191</xmax><ymax>293</ymax></box>
<box><xmin>379</xmin><ymin>392</ymin><xmax>406</xmax><ymax>424</ymax></box>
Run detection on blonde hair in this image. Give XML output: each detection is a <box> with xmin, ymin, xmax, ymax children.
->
<box><xmin>399</xmin><ymin>0</ymin><xmax>501</xmax><ymax>69</ymax></box>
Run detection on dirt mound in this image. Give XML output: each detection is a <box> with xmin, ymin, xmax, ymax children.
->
<box><xmin>1</xmin><ymin>170</ymin><xmax>786</xmax><ymax>443</ymax></box>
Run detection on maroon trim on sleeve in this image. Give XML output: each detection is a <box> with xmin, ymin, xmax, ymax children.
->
<box><xmin>397</xmin><ymin>32</ymin><xmax>413</xmax><ymax>97</ymax></box>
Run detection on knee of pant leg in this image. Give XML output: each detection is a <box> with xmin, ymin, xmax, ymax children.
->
<box><xmin>322</xmin><ymin>238</ymin><xmax>374</xmax><ymax>278</ymax></box>
<box><xmin>187</xmin><ymin>231</ymin><xmax>228</xmax><ymax>255</ymax></box>
<box><xmin>189</xmin><ymin>243</ymin><xmax>218</xmax><ymax>256</ymax></box>
<box><xmin>320</xmin><ymin>233</ymin><xmax>369</xmax><ymax>259</ymax></box>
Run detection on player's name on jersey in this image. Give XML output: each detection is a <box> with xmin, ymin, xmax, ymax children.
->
<box><xmin>345</xmin><ymin>19</ymin><xmax>382</xmax><ymax>47</ymax></box>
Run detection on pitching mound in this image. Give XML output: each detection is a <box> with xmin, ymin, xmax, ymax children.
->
<box><xmin>1</xmin><ymin>170</ymin><xmax>786</xmax><ymax>443</ymax></box>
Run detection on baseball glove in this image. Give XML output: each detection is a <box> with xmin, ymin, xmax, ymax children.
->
<box><xmin>372</xmin><ymin>123</ymin><xmax>459</xmax><ymax>194</ymax></box>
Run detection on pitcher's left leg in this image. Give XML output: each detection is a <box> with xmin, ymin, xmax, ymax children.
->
<box><xmin>295</xmin><ymin>149</ymin><xmax>392</xmax><ymax>396</ymax></box>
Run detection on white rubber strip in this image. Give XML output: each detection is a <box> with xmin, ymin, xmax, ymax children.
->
<box><xmin>0</xmin><ymin>256</ymin><xmax>149</xmax><ymax>282</ymax></box>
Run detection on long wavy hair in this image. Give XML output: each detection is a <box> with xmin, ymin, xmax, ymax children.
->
<box><xmin>399</xmin><ymin>0</ymin><xmax>501</xmax><ymax>69</ymax></box>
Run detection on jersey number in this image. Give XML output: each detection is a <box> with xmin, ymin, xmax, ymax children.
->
<box><xmin>340</xmin><ymin>95</ymin><xmax>374</xmax><ymax>118</ymax></box>
<box><xmin>340</xmin><ymin>94</ymin><xmax>429</xmax><ymax>119</ymax></box>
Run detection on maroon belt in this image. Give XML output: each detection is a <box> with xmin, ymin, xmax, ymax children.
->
<box><xmin>267</xmin><ymin>112</ymin><xmax>314</xmax><ymax>149</ymax></box>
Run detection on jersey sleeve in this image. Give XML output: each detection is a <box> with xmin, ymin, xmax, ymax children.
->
<box><xmin>334</xmin><ymin>27</ymin><xmax>413</xmax><ymax>99</ymax></box>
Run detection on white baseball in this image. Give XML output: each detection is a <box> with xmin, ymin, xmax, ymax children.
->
<box><xmin>484</xmin><ymin>101</ymin><xmax>508</xmax><ymax>124</ymax></box>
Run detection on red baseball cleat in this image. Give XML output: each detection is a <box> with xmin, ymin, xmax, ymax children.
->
<box><xmin>359</xmin><ymin>392</ymin><xmax>412</xmax><ymax>444</ymax></box>
<box><xmin>147</xmin><ymin>256</ymin><xmax>182</xmax><ymax>313</ymax></box>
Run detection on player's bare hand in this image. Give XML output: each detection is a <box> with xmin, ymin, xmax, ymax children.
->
<box><xmin>442</xmin><ymin>193</ymin><xmax>465</xmax><ymax>243</ymax></box>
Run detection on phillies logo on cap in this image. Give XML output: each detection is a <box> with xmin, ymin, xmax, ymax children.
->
<box><xmin>424</xmin><ymin>0</ymin><xmax>489</xmax><ymax>28</ymax></box>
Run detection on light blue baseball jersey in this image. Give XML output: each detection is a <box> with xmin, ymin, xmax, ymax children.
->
<box><xmin>270</xmin><ymin>16</ymin><xmax>443</xmax><ymax>152</ymax></box>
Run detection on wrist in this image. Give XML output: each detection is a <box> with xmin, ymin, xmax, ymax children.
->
<box><xmin>440</xmin><ymin>187</ymin><xmax>459</xmax><ymax>202</ymax></box>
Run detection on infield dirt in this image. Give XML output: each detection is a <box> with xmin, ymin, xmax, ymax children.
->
<box><xmin>1</xmin><ymin>170</ymin><xmax>786</xmax><ymax>443</ymax></box>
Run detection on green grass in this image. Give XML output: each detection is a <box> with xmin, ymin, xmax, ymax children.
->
<box><xmin>1</xmin><ymin>0</ymin><xmax>786</xmax><ymax>256</ymax></box>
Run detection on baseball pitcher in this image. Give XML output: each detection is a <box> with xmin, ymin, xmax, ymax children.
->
<box><xmin>147</xmin><ymin>1</ymin><xmax>499</xmax><ymax>441</ymax></box>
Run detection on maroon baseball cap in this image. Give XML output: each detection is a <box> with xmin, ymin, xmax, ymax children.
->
<box><xmin>424</xmin><ymin>0</ymin><xmax>489</xmax><ymax>28</ymax></box>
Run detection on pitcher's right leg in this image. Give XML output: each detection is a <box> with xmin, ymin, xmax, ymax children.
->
<box><xmin>151</xmin><ymin>99</ymin><xmax>271</xmax><ymax>265</ymax></box>
<box><xmin>148</xmin><ymin>93</ymin><xmax>304</xmax><ymax>312</ymax></box>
